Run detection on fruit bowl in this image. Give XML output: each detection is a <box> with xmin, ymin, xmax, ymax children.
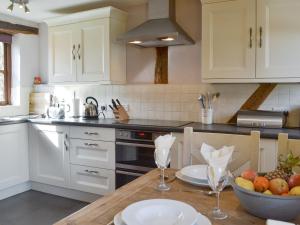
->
<box><xmin>231</xmin><ymin>178</ymin><xmax>300</xmax><ymax>221</ymax></box>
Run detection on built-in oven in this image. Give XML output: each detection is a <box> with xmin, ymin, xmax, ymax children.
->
<box><xmin>115</xmin><ymin>129</ymin><xmax>166</xmax><ymax>188</ymax></box>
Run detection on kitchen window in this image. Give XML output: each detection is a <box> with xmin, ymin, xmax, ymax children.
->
<box><xmin>0</xmin><ymin>34</ymin><xmax>12</xmax><ymax>105</ymax></box>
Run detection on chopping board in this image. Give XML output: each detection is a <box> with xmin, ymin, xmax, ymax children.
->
<box><xmin>29</xmin><ymin>92</ymin><xmax>51</xmax><ymax>115</ymax></box>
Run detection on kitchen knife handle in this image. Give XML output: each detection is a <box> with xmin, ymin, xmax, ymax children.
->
<box><xmin>116</xmin><ymin>99</ymin><xmax>122</xmax><ymax>106</ymax></box>
<box><xmin>112</xmin><ymin>99</ymin><xmax>118</xmax><ymax>109</ymax></box>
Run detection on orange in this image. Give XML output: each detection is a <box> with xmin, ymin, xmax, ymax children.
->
<box><xmin>254</xmin><ymin>176</ymin><xmax>270</xmax><ymax>193</ymax></box>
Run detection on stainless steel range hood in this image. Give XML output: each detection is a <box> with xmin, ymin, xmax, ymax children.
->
<box><xmin>118</xmin><ymin>0</ymin><xmax>195</xmax><ymax>47</ymax></box>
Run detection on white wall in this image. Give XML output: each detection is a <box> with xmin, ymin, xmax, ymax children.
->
<box><xmin>0</xmin><ymin>15</ymin><xmax>39</xmax><ymax>117</ymax></box>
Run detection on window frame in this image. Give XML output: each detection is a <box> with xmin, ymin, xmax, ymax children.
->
<box><xmin>0</xmin><ymin>42</ymin><xmax>11</xmax><ymax>106</ymax></box>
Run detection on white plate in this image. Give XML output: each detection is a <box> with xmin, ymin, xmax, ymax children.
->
<box><xmin>121</xmin><ymin>199</ymin><xmax>198</xmax><ymax>225</ymax></box>
<box><xmin>176</xmin><ymin>171</ymin><xmax>209</xmax><ymax>187</ymax></box>
<box><xmin>114</xmin><ymin>212</ymin><xmax>212</xmax><ymax>225</ymax></box>
<box><xmin>180</xmin><ymin>165</ymin><xmax>207</xmax><ymax>182</ymax></box>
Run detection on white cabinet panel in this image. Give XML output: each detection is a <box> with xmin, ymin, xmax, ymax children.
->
<box><xmin>70</xmin><ymin>139</ymin><xmax>115</xmax><ymax>169</ymax></box>
<box><xmin>259</xmin><ymin>139</ymin><xmax>277</xmax><ymax>173</ymax></box>
<box><xmin>0</xmin><ymin>124</ymin><xmax>28</xmax><ymax>190</ymax></box>
<box><xmin>70</xmin><ymin>127</ymin><xmax>115</xmax><ymax>142</ymax></box>
<box><xmin>70</xmin><ymin>164</ymin><xmax>115</xmax><ymax>195</ymax></box>
<box><xmin>29</xmin><ymin>124</ymin><xmax>70</xmax><ymax>188</ymax></box>
<box><xmin>77</xmin><ymin>20</ymin><xmax>108</xmax><ymax>82</ymax></box>
<box><xmin>48</xmin><ymin>25</ymin><xmax>77</xmax><ymax>83</ymax></box>
<box><xmin>256</xmin><ymin>0</ymin><xmax>300</xmax><ymax>78</ymax></box>
<box><xmin>202</xmin><ymin>0</ymin><xmax>255</xmax><ymax>79</ymax></box>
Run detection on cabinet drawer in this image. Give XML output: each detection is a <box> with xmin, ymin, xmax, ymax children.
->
<box><xmin>70</xmin><ymin>127</ymin><xmax>115</xmax><ymax>141</ymax></box>
<box><xmin>70</xmin><ymin>139</ymin><xmax>115</xmax><ymax>169</ymax></box>
<box><xmin>70</xmin><ymin>165</ymin><xmax>115</xmax><ymax>195</ymax></box>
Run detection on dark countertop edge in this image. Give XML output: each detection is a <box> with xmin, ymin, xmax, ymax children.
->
<box><xmin>3</xmin><ymin>119</ymin><xmax>300</xmax><ymax>140</ymax></box>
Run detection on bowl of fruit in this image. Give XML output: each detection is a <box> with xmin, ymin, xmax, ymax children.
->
<box><xmin>231</xmin><ymin>152</ymin><xmax>300</xmax><ymax>221</ymax></box>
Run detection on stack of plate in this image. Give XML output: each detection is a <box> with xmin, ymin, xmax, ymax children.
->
<box><xmin>114</xmin><ymin>199</ymin><xmax>211</xmax><ymax>225</ymax></box>
<box><xmin>176</xmin><ymin>165</ymin><xmax>209</xmax><ymax>187</ymax></box>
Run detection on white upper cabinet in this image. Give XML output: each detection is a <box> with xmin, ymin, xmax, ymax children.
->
<box><xmin>256</xmin><ymin>0</ymin><xmax>300</xmax><ymax>79</ymax></box>
<box><xmin>202</xmin><ymin>0</ymin><xmax>256</xmax><ymax>80</ymax></box>
<box><xmin>202</xmin><ymin>0</ymin><xmax>300</xmax><ymax>83</ymax></box>
<box><xmin>46</xmin><ymin>7</ymin><xmax>127</xmax><ymax>84</ymax></box>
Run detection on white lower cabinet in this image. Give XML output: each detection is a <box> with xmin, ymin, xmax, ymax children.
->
<box><xmin>0</xmin><ymin>124</ymin><xmax>29</xmax><ymax>190</ymax></box>
<box><xmin>29</xmin><ymin>124</ymin><xmax>70</xmax><ymax>188</ymax></box>
<box><xmin>29</xmin><ymin>124</ymin><xmax>116</xmax><ymax>196</ymax></box>
<box><xmin>70</xmin><ymin>164</ymin><xmax>115</xmax><ymax>195</ymax></box>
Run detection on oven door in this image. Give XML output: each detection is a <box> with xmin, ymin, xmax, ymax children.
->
<box><xmin>115</xmin><ymin>169</ymin><xmax>145</xmax><ymax>189</ymax></box>
<box><xmin>115</xmin><ymin>141</ymin><xmax>157</xmax><ymax>171</ymax></box>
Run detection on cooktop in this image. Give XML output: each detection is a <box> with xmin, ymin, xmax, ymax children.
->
<box><xmin>113</xmin><ymin>119</ymin><xmax>192</xmax><ymax>128</ymax></box>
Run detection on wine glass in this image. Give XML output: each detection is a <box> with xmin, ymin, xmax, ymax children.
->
<box><xmin>206</xmin><ymin>165</ymin><xmax>229</xmax><ymax>220</ymax></box>
<box><xmin>154</xmin><ymin>148</ymin><xmax>171</xmax><ymax>191</ymax></box>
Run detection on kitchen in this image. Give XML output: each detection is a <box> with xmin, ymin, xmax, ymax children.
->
<box><xmin>0</xmin><ymin>0</ymin><xmax>300</xmax><ymax>225</ymax></box>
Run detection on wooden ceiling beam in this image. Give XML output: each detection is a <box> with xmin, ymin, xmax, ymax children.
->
<box><xmin>0</xmin><ymin>20</ymin><xmax>38</xmax><ymax>35</ymax></box>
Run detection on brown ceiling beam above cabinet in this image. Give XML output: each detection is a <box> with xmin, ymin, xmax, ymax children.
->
<box><xmin>0</xmin><ymin>21</ymin><xmax>38</xmax><ymax>35</ymax></box>
<box><xmin>228</xmin><ymin>83</ymin><xmax>277</xmax><ymax>124</ymax></box>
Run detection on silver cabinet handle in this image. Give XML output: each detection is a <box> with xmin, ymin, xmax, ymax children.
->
<box><xmin>84</xmin><ymin>132</ymin><xmax>99</xmax><ymax>135</ymax></box>
<box><xmin>116</xmin><ymin>142</ymin><xmax>155</xmax><ymax>149</ymax></box>
<box><xmin>249</xmin><ymin>28</ymin><xmax>253</xmax><ymax>48</ymax></box>
<box><xmin>84</xmin><ymin>143</ymin><xmax>99</xmax><ymax>147</ymax></box>
<box><xmin>72</xmin><ymin>45</ymin><xmax>76</xmax><ymax>60</ymax></box>
<box><xmin>64</xmin><ymin>140</ymin><xmax>68</xmax><ymax>151</ymax></box>
<box><xmin>259</xmin><ymin>27</ymin><xmax>263</xmax><ymax>48</ymax></box>
<box><xmin>116</xmin><ymin>170</ymin><xmax>144</xmax><ymax>177</ymax></box>
<box><xmin>77</xmin><ymin>44</ymin><xmax>81</xmax><ymax>60</ymax></box>
<box><xmin>84</xmin><ymin>169</ymin><xmax>99</xmax><ymax>174</ymax></box>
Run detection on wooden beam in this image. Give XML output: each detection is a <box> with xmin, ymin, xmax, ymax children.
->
<box><xmin>0</xmin><ymin>21</ymin><xmax>38</xmax><ymax>35</ymax></box>
<box><xmin>228</xmin><ymin>83</ymin><xmax>277</xmax><ymax>124</ymax></box>
<box><xmin>154</xmin><ymin>47</ymin><xmax>168</xmax><ymax>84</ymax></box>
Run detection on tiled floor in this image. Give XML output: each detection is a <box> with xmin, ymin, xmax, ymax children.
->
<box><xmin>0</xmin><ymin>190</ymin><xmax>88</xmax><ymax>225</ymax></box>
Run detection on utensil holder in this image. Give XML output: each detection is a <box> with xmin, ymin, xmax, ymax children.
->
<box><xmin>113</xmin><ymin>105</ymin><xmax>129</xmax><ymax>121</ymax></box>
<box><xmin>201</xmin><ymin>108</ymin><xmax>213</xmax><ymax>124</ymax></box>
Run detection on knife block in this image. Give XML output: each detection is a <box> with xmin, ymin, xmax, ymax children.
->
<box><xmin>113</xmin><ymin>105</ymin><xmax>129</xmax><ymax>121</ymax></box>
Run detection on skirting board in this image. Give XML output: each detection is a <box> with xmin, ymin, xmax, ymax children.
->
<box><xmin>31</xmin><ymin>181</ymin><xmax>101</xmax><ymax>203</ymax></box>
<box><xmin>0</xmin><ymin>181</ymin><xmax>31</xmax><ymax>201</ymax></box>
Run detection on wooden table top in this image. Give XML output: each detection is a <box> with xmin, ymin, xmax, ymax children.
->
<box><xmin>54</xmin><ymin>169</ymin><xmax>300</xmax><ymax>225</ymax></box>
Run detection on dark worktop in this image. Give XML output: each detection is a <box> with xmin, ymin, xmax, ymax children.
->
<box><xmin>2</xmin><ymin>116</ymin><xmax>300</xmax><ymax>139</ymax></box>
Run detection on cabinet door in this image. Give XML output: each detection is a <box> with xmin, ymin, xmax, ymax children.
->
<box><xmin>257</xmin><ymin>0</ymin><xmax>300</xmax><ymax>78</ymax></box>
<box><xmin>49</xmin><ymin>25</ymin><xmax>77</xmax><ymax>83</ymax></box>
<box><xmin>0</xmin><ymin>124</ymin><xmax>28</xmax><ymax>190</ymax></box>
<box><xmin>259</xmin><ymin>139</ymin><xmax>277</xmax><ymax>173</ymax></box>
<box><xmin>29</xmin><ymin>124</ymin><xmax>70</xmax><ymax>188</ymax></box>
<box><xmin>76</xmin><ymin>19</ymin><xmax>109</xmax><ymax>82</ymax></box>
<box><xmin>202</xmin><ymin>0</ymin><xmax>256</xmax><ymax>80</ymax></box>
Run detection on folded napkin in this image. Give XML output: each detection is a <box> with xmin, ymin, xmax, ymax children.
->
<box><xmin>154</xmin><ymin>134</ymin><xmax>176</xmax><ymax>167</ymax></box>
<box><xmin>266</xmin><ymin>219</ymin><xmax>295</xmax><ymax>225</ymax></box>
<box><xmin>200</xmin><ymin>143</ymin><xmax>234</xmax><ymax>185</ymax></box>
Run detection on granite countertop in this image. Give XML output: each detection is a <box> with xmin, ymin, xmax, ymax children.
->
<box><xmin>1</xmin><ymin>116</ymin><xmax>300</xmax><ymax>139</ymax></box>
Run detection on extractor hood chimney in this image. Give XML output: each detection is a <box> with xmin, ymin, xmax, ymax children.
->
<box><xmin>118</xmin><ymin>0</ymin><xmax>195</xmax><ymax>47</ymax></box>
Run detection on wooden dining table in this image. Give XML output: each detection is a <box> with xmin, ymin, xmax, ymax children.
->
<box><xmin>54</xmin><ymin>169</ymin><xmax>300</xmax><ymax>225</ymax></box>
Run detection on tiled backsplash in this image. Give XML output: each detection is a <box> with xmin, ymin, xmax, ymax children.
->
<box><xmin>34</xmin><ymin>83</ymin><xmax>300</xmax><ymax>127</ymax></box>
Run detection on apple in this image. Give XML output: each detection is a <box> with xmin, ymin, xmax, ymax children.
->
<box><xmin>241</xmin><ymin>169</ymin><xmax>257</xmax><ymax>182</ymax></box>
<box><xmin>263</xmin><ymin>190</ymin><xmax>272</xmax><ymax>195</ymax></box>
<box><xmin>289</xmin><ymin>186</ymin><xmax>300</xmax><ymax>196</ymax></box>
<box><xmin>269</xmin><ymin>178</ymin><xmax>289</xmax><ymax>195</ymax></box>
<box><xmin>288</xmin><ymin>174</ymin><xmax>300</xmax><ymax>189</ymax></box>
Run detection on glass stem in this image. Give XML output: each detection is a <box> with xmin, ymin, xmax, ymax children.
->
<box><xmin>216</xmin><ymin>191</ymin><xmax>220</xmax><ymax>210</ymax></box>
<box><xmin>161</xmin><ymin>168</ymin><xmax>165</xmax><ymax>186</ymax></box>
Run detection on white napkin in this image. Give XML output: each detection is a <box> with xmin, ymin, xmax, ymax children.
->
<box><xmin>200</xmin><ymin>143</ymin><xmax>234</xmax><ymax>185</ymax></box>
<box><xmin>266</xmin><ymin>220</ymin><xmax>295</xmax><ymax>225</ymax></box>
<box><xmin>154</xmin><ymin>134</ymin><xmax>176</xmax><ymax>167</ymax></box>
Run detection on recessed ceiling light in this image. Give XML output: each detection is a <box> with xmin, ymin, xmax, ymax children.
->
<box><xmin>129</xmin><ymin>41</ymin><xmax>142</xmax><ymax>44</ymax></box>
<box><xmin>160</xmin><ymin>37</ymin><xmax>175</xmax><ymax>42</ymax></box>
<box><xmin>7</xmin><ymin>0</ymin><xmax>30</xmax><ymax>13</ymax></box>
